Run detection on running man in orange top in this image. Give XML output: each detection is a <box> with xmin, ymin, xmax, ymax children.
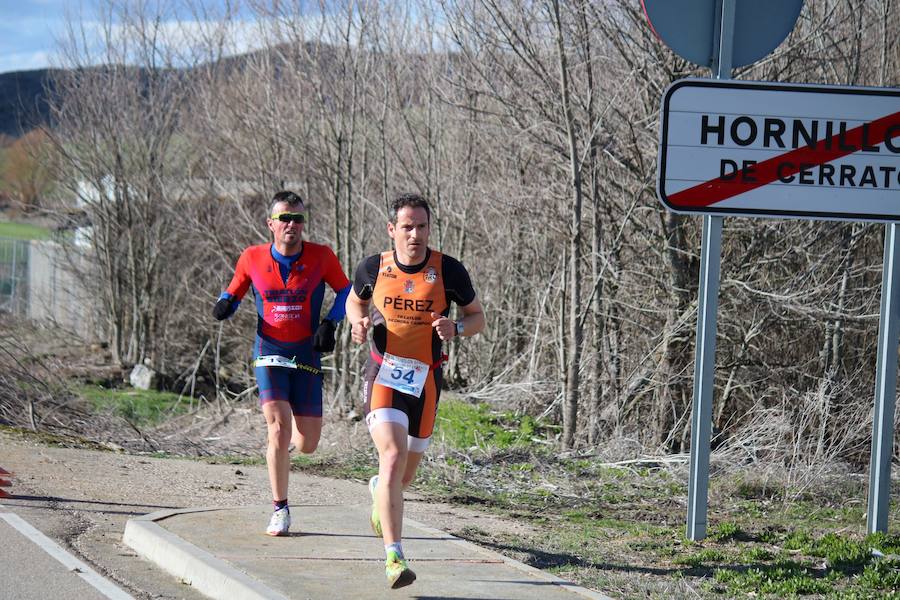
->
<box><xmin>346</xmin><ymin>193</ymin><xmax>485</xmax><ymax>589</ymax></box>
<box><xmin>213</xmin><ymin>190</ymin><xmax>350</xmax><ymax>536</ymax></box>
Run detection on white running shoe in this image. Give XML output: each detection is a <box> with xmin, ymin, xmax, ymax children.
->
<box><xmin>266</xmin><ymin>507</ymin><xmax>291</xmax><ymax>536</ymax></box>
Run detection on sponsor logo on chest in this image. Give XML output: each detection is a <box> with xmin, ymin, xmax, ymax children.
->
<box><xmin>264</xmin><ymin>290</ymin><xmax>308</xmax><ymax>303</ymax></box>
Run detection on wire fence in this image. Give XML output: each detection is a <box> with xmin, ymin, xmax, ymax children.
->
<box><xmin>0</xmin><ymin>238</ymin><xmax>29</xmax><ymax>317</ymax></box>
<box><xmin>0</xmin><ymin>236</ymin><xmax>95</xmax><ymax>338</ymax></box>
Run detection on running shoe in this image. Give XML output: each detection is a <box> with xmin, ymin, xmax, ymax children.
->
<box><xmin>265</xmin><ymin>507</ymin><xmax>291</xmax><ymax>536</ymax></box>
<box><xmin>369</xmin><ymin>474</ymin><xmax>382</xmax><ymax>537</ymax></box>
<box><xmin>385</xmin><ymin>549</ymin><xmax>416</xmax><ymax>589</ymax></box>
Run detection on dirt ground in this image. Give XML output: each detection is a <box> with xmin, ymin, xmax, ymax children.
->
<box><xmin>0</xmin><ymin>313</ymin><xmax>545</xmax><ymax>598</ymax></box>
<box><xmin>6</xmin><ymin>316</ymin><xmax>899</xmax><ymax>599</ymax></box>
<box><xmin>0</xmin><ymin>424</ymin><xmax>542</xmax><ymax>600</ymax></box>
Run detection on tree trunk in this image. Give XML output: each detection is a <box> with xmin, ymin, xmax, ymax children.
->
<box><xmin>550</xmin><ymin>0</ymin><xmax>583</xmax><ymax>449</ymax></box>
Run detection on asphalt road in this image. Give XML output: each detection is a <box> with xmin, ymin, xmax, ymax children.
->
<box><xmin>0</xmin><ymin>511</ymin><xmax>131</xmax><ymax>600</ymax></box>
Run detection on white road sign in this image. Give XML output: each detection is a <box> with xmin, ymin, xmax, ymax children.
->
<box><xmin>658</xmin><ymin>78</ymin><xmax>900</xmax><ymax>221</ymax></box>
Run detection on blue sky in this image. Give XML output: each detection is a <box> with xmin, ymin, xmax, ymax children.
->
<box><xmin>0</xmin><ymin>2</ymin><xmax>436</xmax><ymax>75</ymax></box>
<box><xmin>0</xmin><ymin>0</ymin><xmax>70</xmax><ymax>73</ymax></box>
<box><xmin>0</xmin><ymin>0</ymin><xmax>266</xmax><ymax>75</ymax></box>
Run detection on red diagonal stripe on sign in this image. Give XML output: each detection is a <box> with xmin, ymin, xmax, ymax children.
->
<box><xmin>668</xmin><ymin>110</ymin><xmax>900</xmax><ymax>208</ymax></box>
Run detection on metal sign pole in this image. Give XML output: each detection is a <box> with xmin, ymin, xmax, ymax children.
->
<box><xmin>686</xmin><ymin>0</ymin><xmax>734</xmax><ymax>542</ymax></box>
<box><xmin>867</xmin><ymin>223</ymin><xmax>900</xmax><ymax>534</ymax></box>
<box><xmin>686</xmin><ymin>214</ymin><xmax>723</xmax><ymax>540</ymax></box>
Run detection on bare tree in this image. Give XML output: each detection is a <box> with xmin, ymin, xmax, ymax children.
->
<box><xmin>49</xmin><ymin>1</ymin><xmax>199</xmax><ymax>367</ymax></box>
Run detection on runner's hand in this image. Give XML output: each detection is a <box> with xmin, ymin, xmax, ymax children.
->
<box><xmin>212</xmin><ymin>292</ymin><xmax>239</xmax><ymax>320</ymax></box>
<box><xmin>351</xmin><ymin>317</ymin><xmax>371</xmax><ymax>344</ymax></box>
<box><xmin>430</xmin><ymin>312</ymin><xmax>454</xmax><ymax>341</ymax></box>
<box><xmin>313</xmin><ymin>319</ymin><xmax>337</xmax><ymax>353</ymax></box>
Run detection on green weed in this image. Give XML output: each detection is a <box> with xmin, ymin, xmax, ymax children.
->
<box><xmin>203</xmin><ymin>455</ymin><xmax>265</xmax><ymax>466</ymax></box>
<box><xmin>434</xmin><ymin>399</ymin><xmax>548</xmax><ymax>450</ymax></box>
<box><xmin>739</xmin><ymin>546</ymin><xmax>775</xmax><ymax>562</ymax></box>
<box><xmin>713</xmin><ymin>559</ymin><xmax>832</xmax><ymax>595</ymax></box>
<box><xmin>866</xmin><ymin>532</ymin><xmax>900</xmax><ymax>555</ymax></box>
<box><xmin>79</xmin><ymin>385</ymin><xmax>189</xmax><ymax>426</ymax></box>
<box><xmin>827</xmin><ymin>590</ymin><xmax>900</xmax><ymax>600</ymax></box>
<box><xmin>708</xmin><ymin>521</ymin><xmax>742</xmax><ymax>542</ymax></box>
<box><xmin>290</xmin><ymin>450</ymin><xmax>375</xmax><ymax>480</ymax></box>
<box><xmin>675</xmin><ymin>548</ymin><xmax>729</xmax><ymax>567</ymax></box>
<box><xmin>858</xmin><ymin>559</ymin><xmax>900</xmax><ymax>591</ymax></box>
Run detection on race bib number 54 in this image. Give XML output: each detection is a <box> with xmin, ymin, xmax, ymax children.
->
<box><xmin>375</xmin><ymin>352</ymin><xmax>429</xmax><ymax>397</ymax></box>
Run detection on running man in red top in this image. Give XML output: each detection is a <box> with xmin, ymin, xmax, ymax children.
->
<box><xmin>346</xmin><ymin>193</ymin><xmax>485</xmax><ymax>589</ymax></box>
<box><xmin>213</xmin><ymin>190</ymin><xmax>350</xmax><ymax>536</ymax></box>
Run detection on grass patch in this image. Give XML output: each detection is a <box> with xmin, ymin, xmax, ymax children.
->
<box><xmin>675</xmin><ymin>548</ymin><xmax>730</xmax><ymax>567</ymax></box>
<box><xmin>0</xmin><ymin>221</ymin><xmax>50</xmax><ymax>241</ymax></box>
<box><xmin>859</xmin><ymin>559</ymin><xmax>900</xmax><ymax>592</ymax></box>
<box><xmin>0</xmin><ymin>423</ymin><xmax>116</xmax><ymax>451</ymax></box>
<box><xmin>713</xmin><ymin>559</ymin><xmax>833</xmax><ymax>595</ymax></box>
<box><xmin>290</xmin><ymin>450</ymin><xmax>375</xmax><ymax>481</ymax></box>
<box><xmin>79</xmin><ymin>385</ymin><xmax>189</xmax><ymax>427</ymax></box>
<box><xmin>708</xmin><ymin>521</ymin><xmax>743</xmax><ymax>542</ymax></box>
<box><xmin>203</xmin><ymin>454</ymin><xmax>266</xmax><ymax>466</ymax></box>
<box><xmin>433</xmin><ymin>398</ymin><xmax>548</xmax><ymax>450</ymax></box>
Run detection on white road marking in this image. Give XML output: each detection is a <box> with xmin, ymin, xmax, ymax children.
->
<box><xmin>0</xmin><ymin>512</ymin><xmax>135</xmax><ymax>600</ymax></box>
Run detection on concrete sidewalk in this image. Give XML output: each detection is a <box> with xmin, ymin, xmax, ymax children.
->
<box><xmin>123</xmin><ymin>502</ymin><xmax>612</xmax><ymax>600</ymax></box>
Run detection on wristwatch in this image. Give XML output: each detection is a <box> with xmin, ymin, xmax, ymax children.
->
<box><xmin>455</xmin><ymin>320</ymin><xmax>465</xmax><ymax>337</ymax></box>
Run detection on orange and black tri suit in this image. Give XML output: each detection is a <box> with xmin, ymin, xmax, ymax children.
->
<box><xmin>353</xmin><ymin>248</ymin><xmax>476</xmax><ymax>441</ymax></box>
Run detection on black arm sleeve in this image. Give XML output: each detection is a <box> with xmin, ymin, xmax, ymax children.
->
<box><xmin>442</xmin><ymin>255</ymin><xmax>477</xmax><ymax>306</ymax></box>
<box><xmin>353</xmin><ymin>254</ymin><xmax>380</xmax><ymax>300</ymax></box>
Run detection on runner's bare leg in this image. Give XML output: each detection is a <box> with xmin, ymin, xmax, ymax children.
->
<box><xmin>263</xmin><ymin>401</ymin><xmax>293</xmax><ymax>500</ymax></box>
<box><xmin>371</xmin><ymin>422</ymin><xmax>408</xmax><ymax>545</ymax></box>
<box><xmin>293</xmin><ymin>416</ymin><xmax>322</xmax><ymax>454</ymax></box>
<box><xmin>402</xmin><ymin>451</ymin><xmax>424</xmax><ymax>490</ymax></box>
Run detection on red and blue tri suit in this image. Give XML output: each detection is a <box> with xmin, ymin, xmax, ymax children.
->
<box><xmin>223</xmin><ymin>242</ymin><xmax>350</xmax><ymax>416</ymax></box>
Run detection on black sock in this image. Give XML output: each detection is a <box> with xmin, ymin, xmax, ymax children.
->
<box><xmin>274</xmin><ymin>499</ymin><xmax>288</xmax><ymax>511</ymax></box>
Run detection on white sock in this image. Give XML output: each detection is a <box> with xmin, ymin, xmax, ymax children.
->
<box><xmin>385</xmin><ymin>542</ymin><xmax>404</xmax><ymax>559</ymax></box>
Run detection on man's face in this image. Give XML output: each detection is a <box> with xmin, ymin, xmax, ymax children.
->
<box><xmin>388</xmin><ymin>206</ymin><xmax>430</xmax><ymax>263</ymax></box>
<box><xmin>267</xmin><ymin>201</ymin><xmax>305</xmax><ymax>248</ymax></box>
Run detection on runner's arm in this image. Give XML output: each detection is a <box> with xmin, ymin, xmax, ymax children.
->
<box><xmin>324</xmin><ymin>283</ymin><xmax>351</xmax><ymax>323</ymax></box>
<box><xmin>314</xmin><ymin>284</ymin><xmax>352</xmax><ymax>352</ymax></box>
<box><xmin>456</xmin><ymin>297</ymin><xmax>486</xmax><ymax>338</ymax></box>
<box><xmin>213</xmin><ymin>251</ymin><xmax>252</xmax><ymax>321</ymax></box>
<box><xmin>440</xmin><ymin>255</ymin><xmax>485</xmax><ymax>338</ymax></box>
<box><xmin>322</xmin><ymin>247</ymin><xmax>352</xmax><ymax>323</ymax></box>
<box><xmin>346</xmin><ymin>288</ymin><xmax>371</xmax><ymax>344</ymax></box>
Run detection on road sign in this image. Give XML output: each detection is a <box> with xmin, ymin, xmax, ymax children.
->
<box><xmin>641</xmin><ymin>0</ymin><xmax>802</xmax><ymax>68</ymax></box>
<box><xmin>658</xmin><ymin>78</ymin><xmax>900</xmax><ymax>221</ymax></box>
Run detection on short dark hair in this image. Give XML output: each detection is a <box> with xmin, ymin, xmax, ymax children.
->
<box><xmin>390</xmin><ymin>193</ymin><xmax>431</xmax><ymax>224</ymax></box>
<box><xmin>270</xmin><ymin>190</ymin><xmax>304</xmax><ymax>214</ymax></box>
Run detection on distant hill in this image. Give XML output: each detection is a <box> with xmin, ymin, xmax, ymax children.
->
<box><xmin>0</xmin><ymin>69</ymin><xmax>57</xmax><ymax>138</ymax></box>
<box><xmin>0</xmin><ymin>44</ymin><xmax>363</xmax><ymax>140</ymax></box>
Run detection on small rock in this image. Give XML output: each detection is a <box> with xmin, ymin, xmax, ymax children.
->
<box><xmin>129</xmin><ymin>364</ymin><xmax>158</xmax><ymax>390</ymax></box>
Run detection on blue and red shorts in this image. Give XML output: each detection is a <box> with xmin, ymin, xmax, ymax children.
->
<box><xmin>254</xmin><ymin>338</ymin><xmax>322</xmax><ymax>417</ymax></box>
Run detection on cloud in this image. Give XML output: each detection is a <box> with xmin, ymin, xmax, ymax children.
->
<box><xmin>0</xmin><ymin>2</ymin><xmax>443</xmax><ymax>74</ymax></box>
<box><xmin>0</xmin><ymin>50</ymin><xmax>54</xmax><ymax>74</ymax></box>
<box><xmin>0</xmin><ymin>4</ymin><xmax>69</xmax><ymax>73</ymax></box>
